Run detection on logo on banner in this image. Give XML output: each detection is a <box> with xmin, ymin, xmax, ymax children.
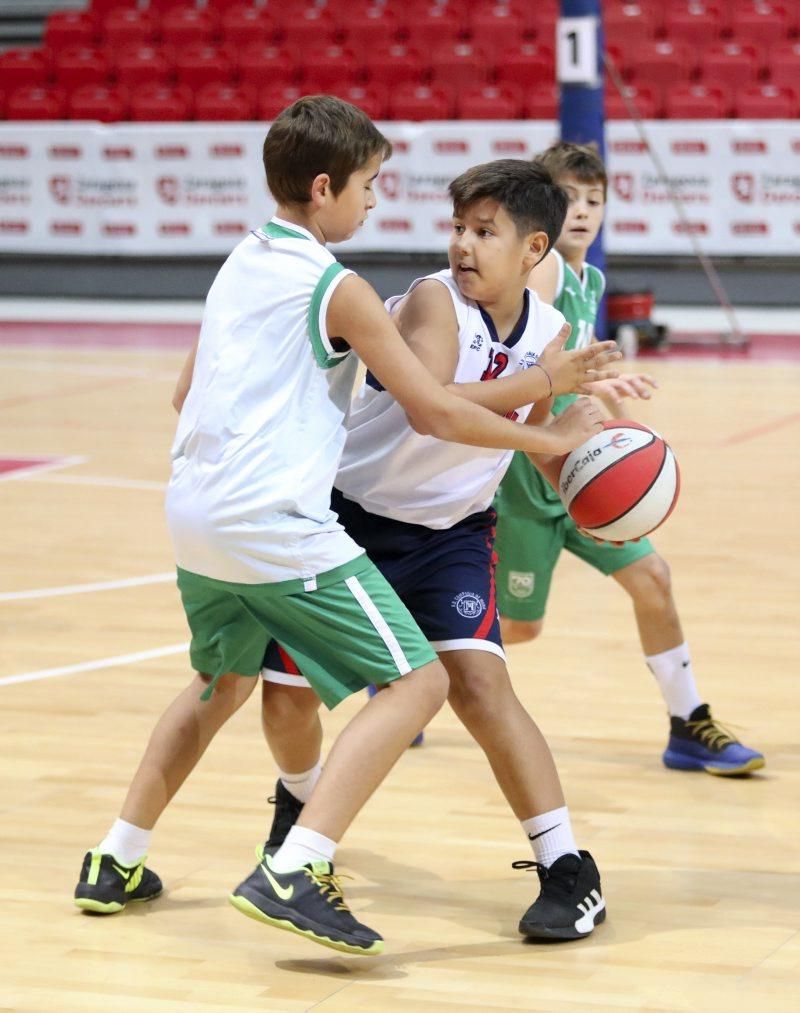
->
<box><xmin>612</xmin><ymin>173</ymin><xmax>635</xmax><ymax>201</ymax></box>
<box><xmin>731</xmin><ymin>173</ymin><xmax>756</xmax><ymax>202</ymax></box>
<box><xmin>610</xmin><ymin>139</ymin><xmax>647</xmax><ymax>154</ymax></box>
<box><xmin>48</xmin><ymin>145</ymin><xmax>81</xmax><ymax>159</ymax></box>
<box><xmin>378</xmin><ymin>219</ymin><xmax>412</xmax><ymax>232</ymax></box>
<box><xmin>433</xmin><ymin>139</ymin><xmax>469</xmax><ymax>154</ymax></box>
<box><xmin>671</xmin><ymin>140</ymin><xmax>707</xmax><ymax>155</ymax></box>
<box><xmin>731</xmin><ymin>221</ymin><xmax>768</xmax><ymax>235</ymax></box>
<box><xmin>732</xmin><ymin>140</ymin><xmax>767</xmax><ymax>154</ymax></box>
<box><xmin>377</xmin><ymin>171</ymin><xmax>402</xmax><ymax>200</ymax></box>
<box><xmin>0</xmin><ymin>177</ymin><xmax>31</xmax><ymax>206</ymax></box>
<box><xmin>0</xmin><ymin>145</ymin><xmax>29</xmax><ymax>158</ymax></box>
<box><xmin>613</xmin><ymin>220</ymin><xmax>649</xmax><ymax>233</ymax></box>
<box><xmin>49</xmin><ymin>175</ymin><xmax>72</xmax><ymax>204</ymax></box>
<box><xmin>492</xmin><ymin>140</ymin><xmax>527</xmax><ymax>154</ymax></box>
<box><xmin>157</xmin><ymin>176</ymin><xmax>180</xmax><ymax>204</ymax></box>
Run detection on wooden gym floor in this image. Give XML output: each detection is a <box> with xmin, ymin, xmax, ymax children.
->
<box><xmin>0</xmin><ymin>323</ymin><xmax>798</xmax><ymax>1011</ymax></box>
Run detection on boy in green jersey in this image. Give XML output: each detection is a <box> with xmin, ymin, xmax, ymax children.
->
<box><xmin>493</xmin><ymin>142</ymin><xmax>764</xmax><ymax>777</ymax></box>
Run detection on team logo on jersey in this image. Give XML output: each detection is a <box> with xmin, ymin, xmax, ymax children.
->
<box><xmin>452</xmin><ymin>591</ymin><xmax>487</xmax><ymax>619</ymax></box>
<box><xmin>508</xmin><ymin>571</ymin><xmax>534</xmax><ymax>599</ymax></box>
<box><xmin>470</xmin><ymin>333</ymin><xmax>484</xmax><ymax>351</ymax></box>
<box><xmin>520</xmin><ymin>350</ymin><xmax>540</xmax><ymax>369</ymax></box>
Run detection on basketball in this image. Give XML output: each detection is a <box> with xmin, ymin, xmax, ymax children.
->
<box><xmin>558</xmin><ymin>420</ymin><xmax>680</xmax><ymax>542</ymax></box>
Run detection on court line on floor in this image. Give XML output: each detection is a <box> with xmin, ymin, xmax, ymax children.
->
<box><xmin>721</xmin><ymin>411</ymin><xmax>800</xmax><ymax>446</ymax></box>
<box><xmin>0</xmin><ymin>571</ymin><xmax>175</xmax><ymax>602</ymax></box>
<box><xmin>0</xmin><ymin>643</ymin><xmax>189</xmax><ymax>688</ymax></box>
<box><xmin>0</xmin><ymin>454</ymin><xmax>88</xmax><ymax>481</ymax></box>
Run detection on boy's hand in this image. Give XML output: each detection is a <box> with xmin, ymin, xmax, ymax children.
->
<box><xmin>545</xmin><ymin>397</ymin><xmax>605</xmax><ymax>455</ymax></box>
<box><xmin>538</xmin><ymin>323</ymin><xmax>622</xmax><ymax>396</ymax></box>
<box><xmin>585</xmin><ymin>373</ymin><xmax>659</xmax><ymax>406</ymax></box>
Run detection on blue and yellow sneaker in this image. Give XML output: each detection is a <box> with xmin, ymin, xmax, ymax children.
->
<box><xmin>663</xmin><ymin>704</ymin><xmax>765</xmax><ymax>776</ymax></box>
<box><xmin>367</xmin><ymin>684</ymin><xmax>424</xmax><ymax>746</ymax></box>
<box><xmin>230</xmin><ymin>853</ymin><xmax>383</xmax><ymax>955</ymax></box>
<box><xmin>74</xmin><ymin>850</ymin><xmax>162</xmax><ymax>914</ymax></box>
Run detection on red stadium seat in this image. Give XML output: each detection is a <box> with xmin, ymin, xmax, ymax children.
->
<box><xmin>734</xmin><ymin>83</ymin><xmax>798</xmax><ymax>117</ymax></box>
<box><xmin>626</xmin><ymin>41</ymin><xmax>693</xmax><ymax>91</ymax></box>
<box><xmin>298</xmin><ymin>44</ymin><xmax>359</xmax><ymax>90</ymax></box>
<box><xmin>257</xmin><ymin>83</ymin><xmax>315</xmax><ymax>121</ymax></box>
<box><xmin>7</xmin><ymin>85</ymin><xmax>66</xmax><ymax>120</ymax></box>
<box><xmin>220</xmin><ymin>5</ymin><xmax>277</xmax><ymax>47</ymax></box>
<box><xmin>114</xmin><ymin>46</ymin><xmax>173</xmax><ymax>89</ymax></box>
<box><xmin>159</xmin><ymin>7</ymin><xmax>216</xmax><ymax>48</ymax></box>
<box><xmin>322</xmin><ymin>82</ymin><xmax>388</xmax><ymax>120</ymax></box>
<box><xmin>193</xmin><ymin>82</ymin><xmax>255</xmax><ymax>121</ymax></box>
<box><xmin>769</xmin><ymin>41</ymin><xmax>800</xmax><ymax>89</ymax></box>
<box><xmin>129</xmin><ymin>83</ymin><xmax>193</xmax><ymax>122</ymax></box>
<box><xmin>700</xmin><ymin>42</ymin><xmax>760</xmax><ymax>89</ymax></box>
<box><xmin>663</xmin><ymin>4</ymin><xmax>723</xmax><ymax>45</ymax></box>
<box><xmin>465</xmin><ymin>7</ymin><xmax>524</xmax><ymax>64</ymax></box>
<box><xmin>494</xmin><ymin>41</ymin><xmax>554</xmax><ymax>89</ymax></box>
<box><xmin>456</xmin><ymin>82</ymin><xmax>524</xmax><ymax>120</ymax></box>
<box><xmin>604</xmin><ymin>4</ymin><xmax>657</xmax><ymax>49</ymax></box>
<box><xmin>44</xmin><ymin>11</ymin><xmax>97</xmax><ymax>50</ymax></box>
<box><xmin>362</xmin><ymin>42</ymin><xmax>424</xmax><ymax>88</ymax></box>
<box><xmin>174</xmin><ymin>44</ymin><xmax>233</xmax><ymax>91</ymax></box>
<box><xmin>730</xmin><ymin>2</ymin><xmax>791</xmax><ymax>49</ymax></box>
<box><xmin>428</xmin><ymin>41</ymin><xmax>489</xmax><ymax>90</ymax></box>
<box><xmin>90</xmin><ymin>0</ymin><xmax>137</xmax><ymax>13</ymax></box>
<box><xmin>404</xmin><ymin>8</ymin><xmax>463</xmax><ymax>54</ymax></box>
<box><xmin>68</xmin><ymin>84</ymin><xmax>127</xmax><ymax>123</ymax></box>
<box><xmin>237</xmin><ymin>43</ymin><xmax>296</xmax><ymax>90</ymax></box>
<box><xmin>0</xmin><ymin>49</ymin><xmax>49</xmax><ymax>92</ymax></box>
<box><xmin>280</xmin><ymin>7</ymin><xmax>336</xmax><ymax>50</ymax></box>
<box><xmin>606</xmin><ymin>83</ymin><xmax>660</xmax><ymax>119</ymax></box>
<box><xmin>663</xmin><ymin>83</ymin><xmax>728</xmax><ymax>118</ymax></box>
<box><xmin>101</xmin><ymin>8</ymin><xmax>157</xmax><ymax>49</ymax></box>
<box><xmin>339</xmin><ymin>6</ymin><xmax>401</xmax><ymax>61</ymax></box>
<box><xmin>52</xmin><ymin>46</ymin><xmax>111</xmax><ymax>91</ymax></box>
<box><xmin>523</xmin><ymin>84</ymin><xmax>558</xmax><ymax>119</ymax></box>
<box><xmin>388</xmin><ymin>82</ymin><xmax>452</xmax><ymax>120</ymax></box>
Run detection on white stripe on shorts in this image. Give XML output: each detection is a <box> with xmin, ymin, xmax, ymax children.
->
<box><xmin>261</xmin><ymin>667</ymin><xmax>312</xmax><ymax>689</ymax></box>
<box><xmin>345</xmin><ymin>575</ymin><xmax>411</xmax><ymax>675</ymax></box>
<box><xmin>429</xmin><ymin>638</ymin><xmax>506</xmax><ymax>661</ymax></box>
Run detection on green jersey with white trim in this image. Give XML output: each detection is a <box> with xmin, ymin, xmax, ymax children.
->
<box><xmin>494</xmin><ymin>248</ymin><xmax>606</xmax><ymax>518</ymax></box>
<box><xmin>166</xmin><ymin>217</ymin><xmax>364</xmax><ymax>584</ymax></box>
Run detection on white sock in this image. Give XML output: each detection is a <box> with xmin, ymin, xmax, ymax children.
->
<box><xmin>269</xmin><ymin>825</ymin><xmax>336</xmax><ymax>873</ymax></box>
<box><xmin>278</xmin><ymin>761</ymin><xmax>322</xmax><ymax>804</ymax></box>
<box><xmin>521</xmin><ymin>806</ymin><xmax>579</xmax><ymax>868</ymax></box>
<box><xmin>97</xmin><ymin>818</ymin><xmax>151</xmax><ymax>865</ymax></box>
<box><xmin>645</xmin><ymin>642</ymin><xmax>702</xmax><ymax>719</ymax></box>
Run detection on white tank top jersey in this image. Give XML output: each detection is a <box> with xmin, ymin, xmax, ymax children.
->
<box><xmin>336</xmin><ymin>269</ymin><xmax>566</xmax><ymax>529</ymax></box>
<box><xmin>165</xmin><ymin>217</ymin><xmax>364</xmax><ymax>585</ymax></box>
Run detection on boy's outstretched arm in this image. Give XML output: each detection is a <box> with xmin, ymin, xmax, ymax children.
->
<box><xmin>390</xmin><ymin>279</ymin><xmax>620</xmax><ymax>418</ymax></box>
<box><xmin>329</xmin><ymin>275</ymin><xmax>603</xmax><ymax>455</ymax></box>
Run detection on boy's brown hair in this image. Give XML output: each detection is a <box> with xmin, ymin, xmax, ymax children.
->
<box><xmin>262</xmin><ymin>95</ymin><xmax>392</xmax><ymax>206</ymax></box>
<box><xmin>535</xmin><ymin>141</ymin><xmax>608</xmax><ymax>198</ymax></box>
<box><xmin>448</xmin><ymin>159</ymin><xmax>568</xmax><ymax>254</ymax></box>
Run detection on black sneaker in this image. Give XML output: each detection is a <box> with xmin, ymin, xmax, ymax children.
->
<box><xmin>663</xmin><ymin>703</ymin><xmax>765</xmax><ymax>776</ymax></box>
<box><xmin>229</xmin><ymin>853</ymin><xmax>383</xmax><ymax>955</ymax></box>
<box><xmin>74</xmin><ymin>850</ymin><xmax>162</xmax><ymax>914</ymax></box>
<box><xmin>261</xmin><ymin>780</ymin><xmax>304</xmax><ymax>857</ymax></box>
<box><xmin>514</xmin><ymin>850</ymin><xmax>605</xmax><ymax>940</ymax></box>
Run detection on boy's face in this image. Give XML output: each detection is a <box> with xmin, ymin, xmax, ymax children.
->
<box><xmin>320</xmin><ymin>153</ymin><xmax>382</xmax><ymax>244</ymax></box>
<box><xmin>448</xmin><ymin>198</ymin><xmax>543</xmax><ymax>304</ymax></box>
<box><xmin>555</xmin><ymin>174</ymin><xmax>605</xmax><ymax>263</ymax></box>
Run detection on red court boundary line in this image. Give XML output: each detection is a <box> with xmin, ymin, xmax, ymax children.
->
<box><xmin>721</xmin><ymin>412</ymin><xmax>800</xmax><ymax>447</ymax></box>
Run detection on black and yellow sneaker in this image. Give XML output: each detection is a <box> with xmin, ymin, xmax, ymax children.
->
<box><xmin>74</xmin><ymin>850</ymin><xmax>162</xmax><ymax>914</ymax></box>
<box><xmin>514</xmin><ymin>850</ymin><xmax>605</xmax><ymax>941</ymax></box>
<box><xmin>262</xmin><ymin>780</ymin><xmax>304</xmax><ymax>856</ymax></box>
<box><xmin>229</xmin><ymin>853</ymin><xmax>383</xmax><ymax>956</ymax></box>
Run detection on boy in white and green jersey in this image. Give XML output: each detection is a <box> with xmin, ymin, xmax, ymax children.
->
<box><xmin>494</xmin><ymin>141</ymin><xmax>764</xmax><ymax>777</ymax></box>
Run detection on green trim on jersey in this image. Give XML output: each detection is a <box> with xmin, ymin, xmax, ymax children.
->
<box><xmin>262</xmin><ymin>221</ymin><xmax>310</xmax><ymax>241</ymax></box>
<box><xmin>308</xmin><ymin>262</ymin><xmax>351</xmax><ymax>369</ymax></box>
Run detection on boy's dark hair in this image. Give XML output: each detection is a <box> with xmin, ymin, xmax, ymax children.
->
<box><xmin>263</xmin><ymin>95</ymin><xmax>392</xmax><ymax>206</ymax></box>
<box><xmin>448</xmin><ymin>159</ymin><xmax>568</xmax><ymax>253</ymax></box>
<box><xmin>534</xmin><ymin>141</ymin><xmax>608</xmax><ymax>198</ymax></box>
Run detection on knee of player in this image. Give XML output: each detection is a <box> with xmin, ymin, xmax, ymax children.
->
<box><xmin>399</xmin><ymin>661</ymin><xmax>449</xmax><ymax>714</ymax></box>
<box><xmin>447</xmin><ymin>665</ymin><xmax>503</xmax><ymax>716</ymax></box>
<box><xmin>261</xmin><ymin>681</ymin><xmax>319</xmax><ymax>729</ymax></box>
<box><xmin>633</xmin><ymin>553</ymin><xmax>673</xmax><ymax>603</ymax></box>
<box><xmin>500</xmin><ymin>617</ymin><xmax>543</xmax><ymax>644</ymax></box>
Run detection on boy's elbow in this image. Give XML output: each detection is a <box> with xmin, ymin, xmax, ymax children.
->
<box><xmin>406</xmin><ymin>411</ymin><xmax>433</xmax><ymax>436</ymax></box>
<box><xmin>418</xmin><ymin>401</ymin><xmax>463</xmax><ymax>441</ymax></box>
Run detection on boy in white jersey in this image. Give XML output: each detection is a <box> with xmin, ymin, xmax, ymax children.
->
<box><xmin>260</xmin><ymin>160</ymin><xmax>620</xmax><ymax>940</ymax></box>
<box><xmin>73</xmin><ymin>102</ymin><xmax>617</xmax><ymax>955</ymax></box>
<box><xmin>495</xmin><ymin>141</ymin><xmax>764</xmax><ymax>776</ymax></box>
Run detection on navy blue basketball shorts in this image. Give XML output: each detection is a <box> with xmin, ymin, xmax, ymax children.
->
<box><xmin>262</xmin><ymin>490</ymin><xmax>503</xmax><ymax>687</ymax></box>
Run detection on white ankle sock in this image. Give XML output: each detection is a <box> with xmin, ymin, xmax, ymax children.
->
<box><xmin>270</xmin><ymin>826</ymin><xmax>336</xmax><ymax>873</ymax></box>
<box><xmin>278</xmin><ymin>761</ymin><xmax>322</xmax><ymax>804</ymax></box>
<box><xmin>98</xmin><ymin>818</ymin><xmax>151</xmax><ymax>865</ymax></box>
<box><xmin>645</xmin><ymin>642</ymin><xmax>702</xmax><ymax>719</ymax></box>
<box><xmin>521</xmin><ymin>806</ymin><xmax>579</xmax><ymax>868</ymax></box>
